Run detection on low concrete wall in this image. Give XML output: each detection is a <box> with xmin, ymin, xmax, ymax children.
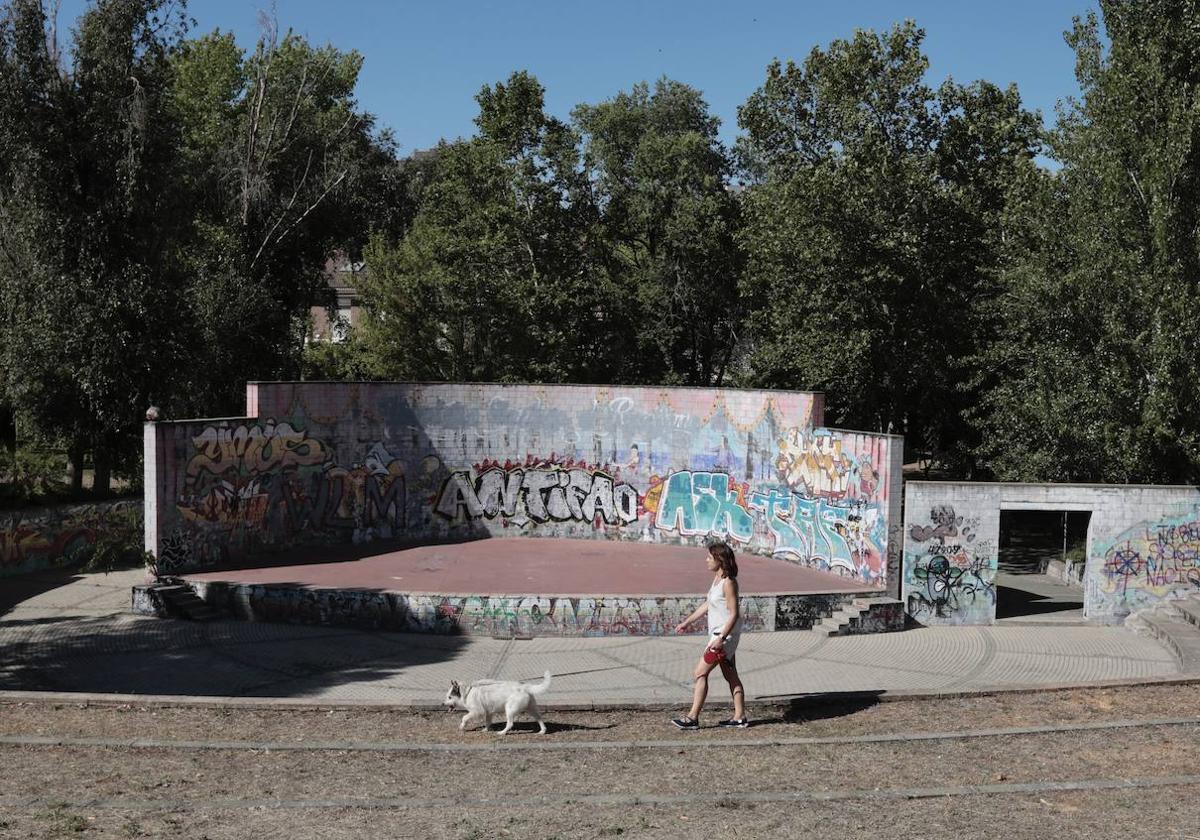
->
<box><xmin>902</xmin><ymin>481</ymin><xmax>1200</xmax><ymax>625</ymax></box>
<box><xmin>180</xmin><ymin>581</ymin><xmax>891</xmax><ymax>637</ymax></box>
<box><xmin>147</xmin><ymin>382</ymin><xmax>904</xmax><ymax>590</ymax></box>
<box><xmin>0</xmin><ymin>498</ymin><xmax>142</xmax><ymax>577</ymax></box>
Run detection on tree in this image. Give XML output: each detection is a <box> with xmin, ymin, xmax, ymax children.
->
<box><xmin>357</xmin><ymin>71</ymin><xmax>603</xmax><ymax>382</ymax></box>
<box><xmin>573</xmin><ymin>79</ymin><xmax>743</xmax><ymax>386</ymax></box>
<box><xmin>972</xmin><ymin>1</ymin><xmax>1200</xmax><ymax>482</ymax></box>
<box><xmin>0</xmin><ymin>0</ymin><xmax>191</xmax><ymax>492</ymax></box>
<box><xmin>169</xmin><ymin>22</ymin><xmax>401</xmax><ymax>414</ymax></box>
<box><xmin>0</xmin><ymin>3</ymin><xmax>397</xmax><ymax>491</ymax></box>
<box><xmin>736</xmin><ymin>21</ymin><xmax>1041</xmax><ymax>469</ymax></box>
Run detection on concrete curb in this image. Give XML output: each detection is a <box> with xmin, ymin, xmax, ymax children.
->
<box><xmin>6</xmin><ymin>773</ymin><xmax>1200</xmax><ymax>811</ymax></box>
<box><xmin>4</xmin><ymin>716</ymin><xmax>1198</xmax><ymax>754</ymax></box>
<box><xmin>3</xmin><ymin>674</ymin><xmax>1199</xmax><ymax>713</ymax></box>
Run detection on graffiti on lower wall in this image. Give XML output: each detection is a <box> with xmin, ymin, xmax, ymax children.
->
<box><xmin>0</xmin><ymin>499</ymin><xmax>142</xmax><ymax>577</ymax></box>
<box><xmin>1095</xmin><ymin>505</ymin><xmax>1200</xmax><ymax>613</ymax></box>
<box><xmin>903</xmin><ymin>504</ymin><xmax>995</xmax><ymax>625</ymax></box>
<box><xmin>182</xmin><ymin>581</ymin><xmax>908</xmax><ymax>636</ymax></box>
<box><xmin>194</xmin><ymin>581</ymin><xmax>773</xmax><ymax>636</ymax></box>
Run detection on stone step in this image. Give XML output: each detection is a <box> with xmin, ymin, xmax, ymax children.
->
<box><xmin>1128</xmin><ymin>609</ymin><xmax>1200</xmax><ymax>674</ymax></box>
<box><xmin>158</xmin><ymin>585</ymin><xmax>220</xmax><ymax>622</ymax></box>
<box><xmin>1174</xmin><ymin>596</ymin><xmax>1200</xmax><ymax>631</ymax></box>
<box><xmin>814</xmin><ymin>597</ymin><xmax>906</xmax><ymax>637</ymax></box>
<box><xmin>815</xmin><ymin>605</ymin><xmax>872</xmax><ymax>636</ymax></box>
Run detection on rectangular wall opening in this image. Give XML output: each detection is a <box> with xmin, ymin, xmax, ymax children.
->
<box><xmin>995</xmin><ymin>509</ymin><xmax>1089</xmax><ymax>621</ymax></box>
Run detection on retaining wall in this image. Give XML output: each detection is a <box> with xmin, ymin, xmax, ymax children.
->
<box><xmin>902</xmin><ymin>481</ymin><xmax>1200</xmax><ymax>625</ymax></box>
<box><xmin>187</xmin><ymin>581</ymin><xmax>882</xmax><ymax>637</ymax></box>
<box><xmin>0</xmin><ymin>498</ymin><xmax>142</xmax><ymax>577</ymax></box>
<box><xmin>146</xmin><ymin>382</ymin><xmax>903</xmax><ymax>589</ymax></box>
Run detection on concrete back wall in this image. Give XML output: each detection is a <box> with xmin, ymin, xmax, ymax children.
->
<box><xmin>146</xmin><ymin>382</ymin><xmax>903</xmax><ymax>589</ymax></box>
<box><xmin>903</xmin><ymin>481</ymin><xmax>1200</xmax><ymax>625</ymax></box>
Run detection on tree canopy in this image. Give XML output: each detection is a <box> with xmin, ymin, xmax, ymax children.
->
<box><xmin>3</xmin><ymin>1</ymin><xmax>1199</xmax><ymax>492</ymax></box>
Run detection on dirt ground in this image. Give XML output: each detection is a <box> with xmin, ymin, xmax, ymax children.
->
<box><xmin>2</xmin><ymin>683</ymin><xmax>1199</xmax><ymax>839</ymax></box>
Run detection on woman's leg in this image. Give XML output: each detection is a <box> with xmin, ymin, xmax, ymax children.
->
<box><xmin>687</xmin><ymin>656</ymin><xmax>719</xmax><ymax>720</ymax></box>
<box><xmin>718</xmin><ymin>657</ymin><xmax>746</xmax><ymax>719</ymax></box>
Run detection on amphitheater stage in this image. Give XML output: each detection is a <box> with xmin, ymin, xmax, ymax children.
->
<box><xmin>173</xmin><ymin>538</ymin><xmax>900</xmax><ymax>637</ymax></box>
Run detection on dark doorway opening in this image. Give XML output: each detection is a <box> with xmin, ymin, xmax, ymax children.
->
<box><xmin>995</xmin><ymin>510</ymin><xmax>1089</xmax><ymax>620</ymax></box>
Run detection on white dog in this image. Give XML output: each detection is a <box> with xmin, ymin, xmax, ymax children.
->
<box><xmin>443</xmin><ymin>671</ymin><xmax>552</xmax><ymax>735</ymax></box>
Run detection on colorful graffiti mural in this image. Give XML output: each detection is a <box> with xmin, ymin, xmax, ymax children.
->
<box><xmin>149</xmin><ymin>384</ymin><xmax>899</xmax><ymax>586</ymax></box>
<box><xmin>1096</xmin><ymin>505</ymin><xmax>1200</xmax><ymax>611</ymax></box>
<box><xmin>166</xmin><ymin>421</ymin><xmax>406</xmax><ymax>571</ymax></box>
<box><xmin>641</xmin><ymin>427</ymin><xmax>888</xmax><ymax>582</ymax></box>
<box><xmin>903</xmin><ymin>504</ymin><xmax>995</xmax><ymax>624</ymax></box>
<box><xmin>1</xmin><ymin>499</ymin><xmax>141</xmax><ymax>577</ymax></box>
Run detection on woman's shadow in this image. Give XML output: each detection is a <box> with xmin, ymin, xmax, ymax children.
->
<box><xmin>749</xmin><ymin>690</ymin><xmax>885</xmax><ymax>727</ymax></box>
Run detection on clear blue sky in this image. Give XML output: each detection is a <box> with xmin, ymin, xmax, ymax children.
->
<box><xmin>57</xmin><ymin>0</ymin><xmax>1101</xmax><ymax>156</ymax></box>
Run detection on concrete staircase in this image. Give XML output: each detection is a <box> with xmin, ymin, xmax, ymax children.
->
<box><xmin>131</xmin><ymin>582</ymin><xmax>221</xmax><ymax>622</ymax></box>
<box><xmin>158</xmin><ymin>584</ymin><xmax>221</xmax><ymax>621</ymax></box>
<box><xmin>811</xmin><ymin>597</ymin><xmax>905</xmax><ymax>636</ymax></box>
<box><xmin>1126</xmin><ymin>595</ymin><xmax>1200</xmax><ymax>673</ymax></box>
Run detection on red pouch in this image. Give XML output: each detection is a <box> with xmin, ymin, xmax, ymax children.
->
<box><xmin>703</xmin><ymin>646</ymin><xmax>726</xmax><ymax>665</ymax></box>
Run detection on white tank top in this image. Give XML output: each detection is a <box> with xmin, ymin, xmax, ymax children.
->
<box><xmin>707</xmin><ymin>576</ymin><xmax>740</xmax><ymax>638</ymax></box>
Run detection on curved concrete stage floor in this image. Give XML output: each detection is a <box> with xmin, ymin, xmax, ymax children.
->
<box><xmin>183</xmin><ymin>538</ymin><xmax>879</xmax><ymax>598</ymax></box>
<box><xmin>179</xmin><ymin>539</ymin><xmax>887</xmax><ymax>637</ymax></box>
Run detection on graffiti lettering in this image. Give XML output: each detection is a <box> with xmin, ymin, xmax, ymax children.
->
<box><xmin>435</xmin><ymin>465</ymin><xmax>638</xmax><ymax>526</ymax></box>
<box><xmin>1101</xmin><ymin>512</ymin><xmax>1200</xmax><ymax>597</ymax></box>
<box><xmin>654</xmin><ymin>470</ymin><xmax>754</xmax><ymax>541</ymax></box>
<box><xmin>744</xmin><ymin>489</ymin><xmax>880</xmax><ymax>579</ymax></box>
<box><xmin>186</xmin><ymin>421</ymin><xmax>329</xmax><ymax>479</ymax></box>
<box><xmin>902</xmin><ymin>503</ymin><xmax>994</xmax><ymax>624</ymax></box>
<box><xmin>177</xmin><ymin>437</ymin><xmax>406</xmax><ymax>562</ymax></box>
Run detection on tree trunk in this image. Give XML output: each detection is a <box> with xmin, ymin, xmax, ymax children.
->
<box><xmin>0</xmin><ymin>405</ymin><xmax>15</xmax><ymax>453</ymax></box>
<box><xmin>92</xmin><ymin>447</ymin><xmax>112</xmax><ymax>498</ymax></box>
<box><xmin>67</xmin><ymin>443</ymin><xmax>86</xmax><ymax>495</ymax></box>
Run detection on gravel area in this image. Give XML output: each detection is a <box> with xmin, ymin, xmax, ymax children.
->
<box><xmin>3</xmin><ymin>724</ymin><xmax>1200</xmax><ymax>801</ymax></box>
<box><xmin>3</xmin><ymin>684</ymin><xmax>1200</xmax><ymax>839</ymax></box>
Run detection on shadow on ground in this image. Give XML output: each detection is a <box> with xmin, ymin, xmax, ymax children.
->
<box><xmin>0</xmin><ymin>604</ymin><xmax>471</xmax><ymax>699</ymax></box>
<box><xmin>0</xmin><ymin>568</ymin><xmax>89</xmax><ymax>619</ymax></box>
<box><xmin>995</xmin><ymin>584</ymin><xmax>1083</xmax><ymax>620</ymax></box>
<box><xmin>725</xmin><ymin>690</ymin><xmax>886</xmax><ymax>727</ymax></box>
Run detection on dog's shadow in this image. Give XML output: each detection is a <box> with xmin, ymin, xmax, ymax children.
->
<box><xmin>475</xmin><ymin>721</ymin><xmax>617</xmax><ymax>734</ymax></box>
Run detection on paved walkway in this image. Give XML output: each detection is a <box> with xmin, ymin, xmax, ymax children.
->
<box><xmin>995</xmin><ymin>571</ymin><xmax>1085</xmax><ymax>624</ymax></box>
<box><xmin>0</xmin><ymin>567</ymin><xmax>1186</xmax><ymax>707</ymax></box>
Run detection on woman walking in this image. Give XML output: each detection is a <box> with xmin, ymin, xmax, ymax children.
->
<box><xmin>671</xmin><ymin>541</ymin><xmax>748</xmax><ymax>729</ymax></box>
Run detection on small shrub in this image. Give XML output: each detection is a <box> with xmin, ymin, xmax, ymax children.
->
<box><xmin>84</xmin><ymin>528</ymin><xmax>155</xmax><ymax>576</ymax></box>
<box><xmin>0</xmin><ymin>448</ymin><xmax>69</xmax><ymax>507</ymax></box>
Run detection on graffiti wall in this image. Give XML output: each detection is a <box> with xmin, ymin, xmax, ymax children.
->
<box><xmin>902</xmin><ymin>493</ymin><xmax>998</xmax><ymax>626</ymax></box>
<box><xmin>1091</xmin><ymin>499</ymin><xmax>1200</xmax><ymax>619</ymax></box>
<box><xmin>1</xmin><ymin>499</ymin><xmax>142</xmax><ymax>577</ymax></box>
<box><xmin>903</xmin><ymin>481</ymin><xmax>1200</xmax><ymax>625</ymax></box>
<box><xmin>147</xmin><ymin>382</ymin><xmax>903</xmax><ymax>586</ymax></box>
